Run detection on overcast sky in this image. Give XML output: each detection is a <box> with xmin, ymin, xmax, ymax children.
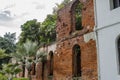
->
<box><xmin>0</xmin><ymin>0</ymin><xmax>63</xmax><ymax>39</ymax></box>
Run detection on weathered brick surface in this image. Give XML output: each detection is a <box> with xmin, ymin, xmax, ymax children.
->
<box><xmin>82</xmin><ymin>0</ymin><xmax>95</xmax><ymax>31</ymax></box>
<box><xmin>55</xmin><ymin>0</ymin><xmax>98</xmax><ymax>80</ymax></box>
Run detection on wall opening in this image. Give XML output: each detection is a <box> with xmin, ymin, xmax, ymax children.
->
<box><xmin>75</xmin><ymin>2</ymin><xmax>83</xmax><ymax>30</ymax></box>
<box><xmin>71</xmin><ymin>0</ymin><xmax>83</xmax><ymax>32</ymax></box>
<box><xmin>72</xmin><ymin>44</ymin><xmax>81</xmax><ymax>77</ymax></box>
<box><xmin>49</xmin><ymin>51</ymin><xmax>54</xmax><ymax>76</ymax></box>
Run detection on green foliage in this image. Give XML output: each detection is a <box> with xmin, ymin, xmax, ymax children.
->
<box><xmin>23</xmin><ymin>40</ymin><xmax>38</xmax><ymax>57</ymax></box>
<box><xmin>0</xmin><ymin>49</ymin><xmax>10</xmax><ymax>69</ymax></box>
<box><xmin>12</xmin><ymin>40</ymin><xmax>38</xmax><ymax>64</ymax></box>
<box><xmin>18</xmin><ymin>0</ymin><xmax>72</xmax><ymax>46</ymax></box>
<box><xmin>0</xmin><ymin>74</ymin><xmax>7</xmax><ymax>80</ymax></box>
<box><xmin>36</xmin><ymin>50</ymin><xmax>47</xmax><ymax>63</ymax></box>
<box><xmin>75</xmin><ymin>2</ymin><xmax>83</xmax><ymax>30</ymax></box>
<box><xmin>41</xmin><ymin>14</ymin><xmax>56</xmax><ymax>45</ymax></box>
<box><xmin>4</xmin><ymin>32</ymin><xmax>16</xmax><ymax>44</ymax></box>
<box><xmin>0</xmin><ymin>63</ymin><xmax>22</xmax><ymax>80</ymax></box>
<box><xmin>0</xmin><ymin>49</ymin><xmax>8</xmax><ymax>59</ymax></box>
<box><xmin>19</xmin><ymin>19</ymin><xmax>41</xmax><ymax>45</ymax></box>
<box><xmin>13</xmin><ymin>78</ymin><xmax>29</xmax><ymax>80</ymax></box>
<box><xmin>0</xmin><ymin>32</ymin><xmax>16</xmax><ymax>54</ymax></box>
<box><xmin>12</xmin><ymin>40</ymin><xmax>38</xmax><ymax>78</ymax></box>
<box><xmin>0</xmin><ymin>63</ymin><xmax>22</xmax><ymax>76</ymax></box>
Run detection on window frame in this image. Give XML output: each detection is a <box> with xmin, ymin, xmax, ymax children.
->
<box><xmin>110</xmin><ymin>0</ymin><xmax>120</xmax><ymax>9</ymax></box>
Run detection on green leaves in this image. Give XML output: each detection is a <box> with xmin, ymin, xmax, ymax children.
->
<box><xmin>19</xmin><ymin>19</ymin><xmax>41</xmax><ymax>45</ymax></box>
<box><xmin>41</xmin><ymin>14</ymin><xmax>56</xmax><ymax>45</ymax></box>
<box><xmin>0</xmin><ymin>74</ymin><xmax>7</xmax><ymax>80</ymax></box>
<box><xmin>0</xmin><ymin>32</ymin><xmax>16</xmax><ymax>54</ymax></box>
<box><xmin>0</xmin><ymin>63</ymin><xmax>22</xmax><ymax>78</ymax></box>
<box><xmin>36</xmin><ymin>50</ymin><xmax>47</xmax><ymax>63</ymax></box>
<box><xmin>23</xmin><ymin>40</ymin><xmax>38</xmax><ymax>57</ymax></box>
<box><xmin>0</xmin><ymin>49</ymin><xmax>8</xmax><ymax>59</ymax></box>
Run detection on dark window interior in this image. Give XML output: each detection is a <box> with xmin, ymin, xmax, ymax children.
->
<box><xmin>113</xmin><ymin>0</ymin><xmax>120</xmax><ymax>9</ymax></box>
<box><xmin>73</xmin><ymin>45</ymin><xmax>81</xmax><ymax>77</ymax></box>
<box><xmin>49</xmin><ymin>51</ymin><xmax>53</xmax><ymax>76</ymax></box>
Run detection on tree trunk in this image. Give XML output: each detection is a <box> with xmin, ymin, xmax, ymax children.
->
<box><xmin>28</xmin><ymin>71</ymin><xmax>32</xmax><ymax>80</ymax></box>
<box><xmin>42</xmin><ymin>62</ymin><xmax>45</xmax><ymax>80</ymax></box>
<box><xmin>22</xmin><ymin>62</ymin><xmax>25</xmax><ymax>77</ymax></box>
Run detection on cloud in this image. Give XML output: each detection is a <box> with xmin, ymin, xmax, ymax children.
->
<box><xmin>0</xmin><ymin>10</ymin><xmax>14</xmax><ymax>21</ymax></box>
<box><xmin>32</xmin><ymin>1</ymin><xmax>45</xmax><ymax>10</ymax></box>
<box><xmin>35</xmin><ymin>4</ymin><xmax>45</xmax><ymax>10</ymax></box>
<box><xmin>4</xmin><ymin>4</ymin><xmax>15</xmax><ymax>10</ymax></box>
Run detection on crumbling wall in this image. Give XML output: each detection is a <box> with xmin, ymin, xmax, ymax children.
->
<box><xmin>55</xmin><ymin>0</ymin><xmax>98</xmax><ymax>80</ymax></box>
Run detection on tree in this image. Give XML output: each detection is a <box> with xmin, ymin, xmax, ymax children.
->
<box><xmin>4</xmin><ymin>32</ymin><xmax>16</xmax><ymax>44</ymax></box>
<box><xmin>0</xmin><ymin>49</ymin><xmax>10</xmax><ymax>69</ymax></box>
<box><xmin>0</xmin><ymin>49</ymin><xmax>8</xmax><ymax>59</ymax></box>
<box><xmin>23</xmin><ymin>41</ymin><xmax>38</xmax><ymax>80</ymax></box>
<box><xmin>0</xmin><ymin>32</ymin><xmax>16</xmax><ymax>54</ymax></box>
<box><xmin>40</xmin><ymin>0</ymin><xmax>71</xmax><ymax>45</ymax></box>
<box><xmin>19</xmin><ymin>19</ymin><xmax>41</xmax><ymax>45</ymax></box>
<box><xmin>41</xmin><ymin>14</ymin><xmax>56</xmax><ymax>45</ymax></box>
<box><xmin>12</xmin><ymin>40</ymin><xmax>38</xmax><ymax>79</ymax></box>
<box><xmin>11</xmin><ymin>44</ymin><xmax>26</xmax><ymax>77</ymax></box>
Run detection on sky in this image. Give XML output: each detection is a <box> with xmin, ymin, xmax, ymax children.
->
<box><xmin>0</xmin><ymin>0</ymin><xmax>63</xmax><ymax>39</ymax></box>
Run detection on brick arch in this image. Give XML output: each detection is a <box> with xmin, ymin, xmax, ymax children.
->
<box><xmin>72</xmin><ymin>44</ymin><xmax>81</xmax><ymax>77</ymax></box>
<box><xmin>70</xmin><ymin>0</ymin><xmax>83</xmax><ymax>33</ymax></box>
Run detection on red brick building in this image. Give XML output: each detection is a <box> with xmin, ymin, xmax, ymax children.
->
<box><xmin>23</xmin><ymin>0</ymin><xmax>98</xmax><ymax>80</ymax></box>
<box><xmin>54</xmin><ymin>0</ymin><xmax>98</xmax><ymax>80</ymax></box>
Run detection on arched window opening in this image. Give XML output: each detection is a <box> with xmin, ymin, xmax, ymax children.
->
<box><xmin>49</xmin><ymin>51</ymin><xmax>54</xmax><ymax>76</ymax></box>
<box><xmin>75</xmin><ymin>1</ymin><xmax>83</xmax><ymax>30</ymax></box>
<box><xmin>71</xmin><ymin>0</ymin><xmax>83</xmax><ymax>33</ymax></box>
<box><xmin>72</xmin><ymin>44</ymin><xmax>81</xmax><ymax>77</ymax></box>
<box><xmin>117</xmin><ymin>37</ymin><xmax>120</xmax><ymax>73</ymax></box>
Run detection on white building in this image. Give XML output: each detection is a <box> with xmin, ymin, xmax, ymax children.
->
<box><xmin>95</xmin><ymin>0</ymin><xmax>120</xmax><ymax>80</ymax></box>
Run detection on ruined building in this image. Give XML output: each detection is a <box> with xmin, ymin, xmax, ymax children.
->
<box><xmin>21</xmin><ymin>0</ymin><xmax>98</xmax><ymax>80</ymax></box>
<box><xmin>54</xmin><ymin>0</ymin><xmax>97</xmax><ymax>80</ymax></box>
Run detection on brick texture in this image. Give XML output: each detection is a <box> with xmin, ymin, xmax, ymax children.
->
<box><xmin>54</xmin><ymin>0</ymin><xmax>98</xmax><ymax>80</ymax></box>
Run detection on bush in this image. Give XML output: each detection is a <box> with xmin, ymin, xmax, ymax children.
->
<box><xmin>0</xmin><ymin>74</ymin><xmax>7</xmax><ymax>80</ymax></box>
<box><xmin>13</xmin><ymin>77</ymin><xmax>29</xmax><ymax>80</ymax></box>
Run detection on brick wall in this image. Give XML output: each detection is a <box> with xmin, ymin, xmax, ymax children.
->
<box><xmin>55</xmin><ymin>0</ymin><xmax>98</xmax><ymax>80</ymax></box>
